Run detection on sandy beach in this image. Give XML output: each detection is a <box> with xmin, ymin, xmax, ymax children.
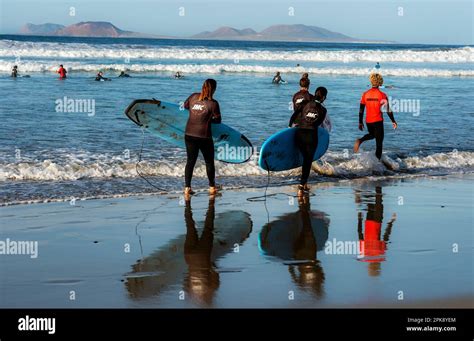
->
<box><xmin>1</xmin><ymin>174</ymin><xmax>472</xmax><ymax>308</ymax></box>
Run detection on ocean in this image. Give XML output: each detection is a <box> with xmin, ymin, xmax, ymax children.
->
<box><xmin>0</xmin><ymin>35</ymin><xmax>473</xmax><ymax>205</ymax></box>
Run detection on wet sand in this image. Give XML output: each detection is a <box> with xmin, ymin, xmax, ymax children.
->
<box><xmin>1</xmin><ymin>174</ymin><xmax>472</xmax><ymax>308</ymax></box>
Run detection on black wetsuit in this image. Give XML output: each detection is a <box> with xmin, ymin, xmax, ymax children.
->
<box><xmin>294</xmin><ymin>100</ymin><xmax>327</xmax><ymax>185</ymax></box>
<box><xmin>272</xmin><ymin>75</ymin><xmax>283</xmax><ymax>84</ymax></box>
<box><xmin>11</xmin><ymin>69</ymin><xmax>18</xmax><ymax>78</ymax></box>
<box><xmin>289</xmin><ymin>90</ymin><xmax>313</xmax><ymax>126</ymax></box>
<box><xmin>359</xmin><ymin>120</ymin><xmax>384</xmax><ymax>159</ymax></box>
<box><xmin>183</xmin><ymin>93</ymin><xmax>222</xmax><ymax>187</ymax></box>
<box><xmin>95</xmin><ymin>74</ymin><xmax>108</xmax><ymax>81</ymax></box>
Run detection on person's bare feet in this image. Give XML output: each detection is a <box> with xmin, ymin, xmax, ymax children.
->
<box><xmin>209</xmin><ymin>186</ymin><xmax>218</xmax><ymax>195</ymax></box>
<box><xmin>353</xmin><ymin>139</ymin><xmax>361</xmax><ymax>153</ymax></box>
<box><xmin>297</xmin><ymin>184</ymin><xmax>310</xmax><ymax>197</ymax></box>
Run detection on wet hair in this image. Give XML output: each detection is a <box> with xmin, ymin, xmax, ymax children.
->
<box><xmin>199</xmin><ymin>79</ymin><xmax>217</xmax><ymax>101</ymax></box>
<box><xmin>60</xmin><ymin>64</ymin><xmax>63</xmax><ymax>67</ymax></box>
<box><xmin>276</xmin><ymin>72</ymin><xmax>280</xmax><ymax>76</ymax></box>
<box><xmin>299</xmin><ymin>77</ymin><xmax>310</xmax><ymax>88</ymax></box>
<box><xmin>13</xmin><ymin>65</ymin><xmax>17</xmax><ymax>68</ymax></box>
<box><xmin>370</xmin><ymin>73</ymin><xmax>384</xmax><ymax>87</ymax></box>
<box><xmin>315</xmin><ymin>86</ymin><xmax>328</xmax><ymax>99</ymax></box>
<box><xmin>301</xmin><ymin>72</ymin><xmax>309</xmax><ymax>79</ymax></box>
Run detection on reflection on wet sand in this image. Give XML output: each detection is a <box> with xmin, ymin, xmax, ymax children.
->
<box><xmin>355</xmin><ymin>186</ymin><xmax>397</xmax><ymax>276</ymax></box>
<box><xmin>125</xmin><ymin>196</ymin><xmax>252</xmax><ymax>306</ymax></box>
<box><xmin>259</xmin><ymin>195</ymin><xmax>330</xmax><ymax>298</ymax></box>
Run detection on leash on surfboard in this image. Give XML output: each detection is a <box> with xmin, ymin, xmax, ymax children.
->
<box><xmin>246</xmin><ymin>159</ymin><xmax>314</xmax><ymax>202</ymax></box>
<box><xmin>136</xmin><ymin>128</ymin><xmax>168</xmax><ymax>193</ymax></box>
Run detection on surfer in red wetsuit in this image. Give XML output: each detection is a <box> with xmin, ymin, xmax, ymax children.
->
<box><xmin>183</xmin><ymin>79</ymin><xmax>222</xmax><ymax>197</ymax></box>
<box><xmin>356</xmin><ymin>186</ymin><xmax>396</xmax><ymax>276</ymax></box>
<box><xmin>354</xmin><ymin>73</ymin><xmax>397</xmax><ymax>160</ymax></box>
<box><xmin>57</xmin><ymin>64</ymin><xmax>67</xmax><ymax>79</ymax></box>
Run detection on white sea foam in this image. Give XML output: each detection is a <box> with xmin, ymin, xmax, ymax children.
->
<box><xmin>1</xmin><ymin>151</ymin><xmax>472</xmax><ymax>181</ymax></box>
<box><xmin>1</xmin><ymin>40</ymin><xmax>473</xmax><ymax>63</ymax></box>
<box><xmin>0</xmin><ymin>60</ymin><xmax>472</xmax><ymax>77</ymax></box>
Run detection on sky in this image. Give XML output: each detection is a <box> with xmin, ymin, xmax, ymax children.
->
<box><xmin>0</xmin><ymin>0</ymin><xmax>472</xmax><ymax>44</ymax></box>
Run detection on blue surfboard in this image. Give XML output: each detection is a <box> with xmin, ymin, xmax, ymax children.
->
<box><xmin>125</xmin><ymin>99</ymin><xmax>253</xmax><ymax>163</ymax></box>
<box><xmin>258</xmin><ymin>127</ymin><xmax>329</xmax><ymax>171</ymax></box>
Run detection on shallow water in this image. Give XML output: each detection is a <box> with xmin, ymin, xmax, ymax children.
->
<box><xmin>1</xmin><ymin>175</ymin><xmax>472</xmax><ymax>308</ymax></box>
<box><xmin>0</xmin><ymin>35</ymin><xmax>473</xmax><ymax>204</ymax></box>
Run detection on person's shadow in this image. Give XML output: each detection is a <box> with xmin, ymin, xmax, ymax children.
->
<box><xmin>355</xmin><ymin>186</ymin><xmax>397</xmax><ymax>276</ymax></box>
<box><xmin>259</xmin><ymin>195</ymin><xmax>330</xmax><ymax>298</ymax></box>
<box><xmin>125</xmin><ymin>196</ymin><xmax>252</xmax><ymax>307</ymax></box>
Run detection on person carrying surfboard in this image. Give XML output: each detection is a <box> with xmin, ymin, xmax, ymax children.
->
<box><xmin>293</xmin><ymin>87</ymin><xmax>328</xmax><ymax>196</ymax></box>
<box><xmin>354</xmin><ymin>73</ymin><xmax>397</xmax><ymax>160</ymax></box>
<box><xmin>290</xmin><ymin>75</ymin><xmax>312</xmax><ymax>117</ymax></box>
<box><xmin>183</xmin><ymin>79</ymin><xmax>222</xmax><ymax>197</ymax></box>
<box><xmin>57</xmin><ymin>65</ymin><xmax>67</xmax><ymax>79</ymax></box>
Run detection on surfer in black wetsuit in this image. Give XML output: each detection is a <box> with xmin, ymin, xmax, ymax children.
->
<box><xmin>118</xmin><ymin>71</ymin><xmax>130</xmax><ymax>77</ymax></box>
<box><xmin>11</xmin><ymin>65</ymin><xmax>18</xmax><ymax>78</ymax></box>
<box><xmin>183</xmin><ymin>79</ymin><xmax>222</xmax><ymax>197</ymax></box>
<box><xmin>293</xmin><ymin>87</ymin><xmax>328</xmax><ymax>196</ymax></box>
<box><xmin>272</xmin><ymin>72</ymin><xmax>285</xmax><ymax>84</ymax></box>
<box><xmin>95</xmin><ymin>71</ymin><xmax>110</xmax><ymax>81</ymax></box>
<box><xmin>289</xmin><ymin>74</ymin><xmax>313</xmax><ymax>126</ymax></box>
<box><xmin>174</xmin><ymin>71</ymin><xmax>184</xmax><ymax>79</ymax></box>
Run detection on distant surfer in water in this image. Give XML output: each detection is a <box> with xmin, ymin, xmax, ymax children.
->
<box><xmin>11</xmin><ymin>65</ymin><xmax>18</xmax><ymax>78</ymax></box>
<box><xmin>292</xmin><ymin>87</ymin><xmax>328</xmax><ymax>196</ymax></box>
<box><xmin>272</xmin><ymin>71</ymin><xmax>285</xmax><ymax>84</ymax></box>
<box><xmin>174</xmin><ymin>71</ymin><xmax>184</xmax><ymax>79</ymax></box>
<box><xmin>95</xmin><ymin>71</ymin><xmax>110</xmax><ymax>81</ymax></box>
<box><xmin>118</xmin><ymin>71</ymin><xmax>130</xmax><ymax>78</ymax></box>
<box><xmin>57</xmin><ymin>64</ymin><xmax>67</xmax><ymax>79</ymax></box>
<box><xmin>375</xmin><ymin>62</ymin><xmax>381</xmax><ymax>70</ymax></box>
<box><xmin>354</xmin><ymin>73</ymin><xmax>397</xmax><ymax>160</ymax></box>
<box><xmin>183</xmin><ymin>79</ymin><xmax>222</xmax><ymax>197</ymax></box>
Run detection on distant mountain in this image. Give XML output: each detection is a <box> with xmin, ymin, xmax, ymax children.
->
<box><xmin>55</xmin><ymin>22</ymin><xmax>135</xmax><ymax>37</ymax></box>
<box><xmin>193</xmin><ymin>26</ymin><xmax>257</xmax><ymax>39</ymax></box>
<box><xmin>18</xmin><ymin>21</ymin><xmax>158</xmax><ymax>38</ymax></box>
<box><xmin>193</xmin><ymin>24</ymin><xmax>363</xmax><ymax>42</ymax></box>
<box><xmin>19</xmin><ymin>23</ymin><xmax>65</xmax><ymax>35</ymax></box>
<box><xmin>18</xmin><ymin>22</ymin><xmax>382</xmax><ymax>43</ymax></box>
